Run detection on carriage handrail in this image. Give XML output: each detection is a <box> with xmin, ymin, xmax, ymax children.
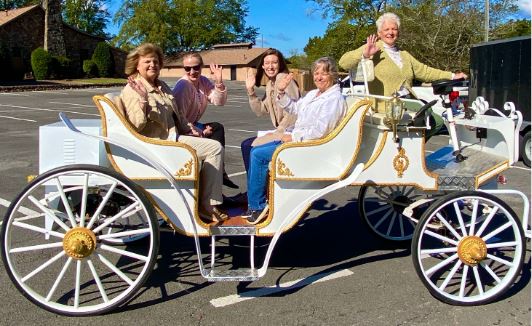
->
<box><xmin>480</xmin><ymin>189</ymin><xmax>531</xmax><ymax>239</ymax></box>
<box><xmin>257</xmin><ymin>163</ymin><xmax>365</xmax><ymax>276</ymax></box>
<box><xmin>58</xmin><ymin>112</ymin><xmax>209</xmax><ymax>273</ymax></box>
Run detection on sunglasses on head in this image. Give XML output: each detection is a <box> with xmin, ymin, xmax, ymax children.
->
<box><xmin>184</xmin><ymin>65</ymin><xmax>202</xmax><ymax>72</ymax></box>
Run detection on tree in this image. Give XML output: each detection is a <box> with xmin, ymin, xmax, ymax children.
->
<box><xmin>91</xmin><ymin>42</ymin><xmax>113</xmax><ymax>77</ymax></box>
<box><xmin>113</xmin><ymin>0</ymin><xmax>259</xmax><ymax>54</ymax></box>
<box><xmin>0</xmin><ymin>0</ymin><xmax>39</xmax><ymax>10</ymax></box>
<box><xmin>62</xmin><ymin>0</ymin><xmax>110</xmax><ymax>38</ymax></box>
<box><xmin>492</xmin><ymin>19</ymin><xmax>531</xmax><ymax>39</ymax></box>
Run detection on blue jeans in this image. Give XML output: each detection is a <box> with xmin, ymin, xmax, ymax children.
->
<box><xmin>240</xmin><ymin>136</ymin><xmax>256</xmax><ymax>174</ymax></box>
<box><xmin>247</xmin><ymin>141</ymin><xmax>281</xmax><ymax>211</ymax></box>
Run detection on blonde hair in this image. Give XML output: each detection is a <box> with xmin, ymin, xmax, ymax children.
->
<box><xmin>182</xmin><ymin>52</ymin><xmax>204</xmax><ymax>66</ymax></box>
<box><xmin>124</xmin><ymin>43</ymin><xmax>164</xmax><ymax>76</ymax></box>
<box><xmin>376</xmin><ymin>12</ymin><xmax>401</xmax><ymax>32</ymax></box>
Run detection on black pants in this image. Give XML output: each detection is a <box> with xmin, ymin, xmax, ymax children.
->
<box><xmin>203</xmin><ymin>121</ymin><xmax>225</xmax><ymax>147</ymax></box>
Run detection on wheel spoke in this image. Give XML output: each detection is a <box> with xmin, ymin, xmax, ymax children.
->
<box><xmin>439</xmin><ymin>260</ymin><xmax>463</xmax><ymax>290</ymax></box>
<box><xmin>46</xmin><ymin>257</ymin><xmax>73</xmax><ymax>302</ymax></box>
<box><xmin>423</xmin><ymin>229</ymin><xmax>459</xmax><ymax>246</ymax></box>
<box><xmin>404</xmin><ymin>187</ymin><xmax>415</xmax><ymax>197</ymax></box>
<box><xmin>472</xmin><ymin>266</ymin><xmax>484</xmax><ymax>295</ymax></box>
<box><xmin>420</xmin><ymin>247</ymin><xmax>457</xmax><ymax>255</ymax></box>
<box><xmin>28</xmin><ymin>196</ymin><xmax>70</xmax><ymax>232</ymax></box>
<box><xmin>97</xmin><ymin>228</ymin><xmax>151</xmax><ymax>241</ymax></box>
<box><xmin>399</xmin><ymin>211</ymin><xmax>405</xmax><ymax>237</ymax></box>
<box><xmin>87</xmin><ymin>181</ymin><xmax>118</xmax><ymax>229</ymax></box>
<box><xmin>12</xmin><ymin>221</ymin><xmax>65</xmax><ymax>239</ymax></box>
<box><xmin>479</xmin><ymin>261</ymin><xmax>502</xmax><ymax>283</ymax></box>
<box><xmin>482</xmin><ymin>221</ymin><xmax>513</xmax><ymax>242</ymax></box>
<box><xmin>92</xmin><ymin>201</ymin><xmax>141</xmax><ymax>233</ymax></box>
<box><xmin>475</xmin><ymin>206</ymin><xmax>499</xmax><ymax>237</ymax></box>
<box><xmin>365</xmin><ymin>204</ymin><xmax>390</xmax><ymax>217</ymax></box>
<box><xmin>459</xmin><ymin>265</ymin><xmax>469</xmax><ymax>298</ymax></box>
<box><xmin>468</xmin><ymin>199</ymin><xmax>479</xmax><ymax>235</ymax></box>
<box><xmin>99</xmin><ymin>244</ymin><xmax>149</xmax><ymax>262</ymax></box>
<box><xmin>74</xmin><ymin>260</ymin><xmax>81</xmax><ymax>308</ymax></box>
<box><xmin>10</xmin><ymin>242</ymin><xmax>63</xmax><ymax>253</ymax></box>
<box><xmin>21</xmin><ymin>251</ymin><xmax>65</xmax><ymax>282</ymax></box>
<box><xmin>79</xmin><ymin>173</ymin><xmax>90</xmax><ymax>228</ymax></box>
<box><xmin>386</xmin><ymin>212</ymin><xmax>397</xmax><ymax>236</ymax></box>
<box><xmin>453</xmin><ymin>202</ymin><xmax>467</xmax><ymax>237</ymax></box>
<box><xmin>425</xmin><ymin>253</ymin><xmax>459</xmax><ymax>276</ymax></box>
<box><xmin>436</xmin><ymin>212</ymin><xmax>462</xmax><ymax>240</ymax></box>
<box><xmin>487</xmin><ymin>253</ymin><xmax>515</xmax><ymax>267</ymax></box>
<box><xmin>373</xmin><ymin>208</ymin><xmax>393</xmax><ymax>229</ymax></box>
<box><xmin>87</xmin><ymin>259</ymin><xmax>109</xmax><ymax>303</ymax></box>
<box><xmin>485</xmin><ymin>241</ymin><xmax>518</xmax><ymax>249</ymax></box>
<box><xmin>97</xmin><ymin>253</ymin><xmax>134</xmax><ymax>285</ymax></box>
<box><xmin>54</xmin><ymin>177</ymin><xmax>78</xmax><ymax>227</ymax></box>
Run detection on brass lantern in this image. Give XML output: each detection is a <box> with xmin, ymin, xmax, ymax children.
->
<box><xmin>385</xmin><ymin>92</ymin><xmax>405</xmax><ymax>142</ymax></box>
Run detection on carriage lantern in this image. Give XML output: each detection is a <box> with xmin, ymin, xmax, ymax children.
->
<box><xmin>385</xmin><ymin>92</ymin><xmax>406</xmax><ymax>142</ymax></box>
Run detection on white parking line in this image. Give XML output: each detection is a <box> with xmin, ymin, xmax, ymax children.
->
<box><xmin>228</xmin><ymin>129</ymin><xmax>255</xmax><ymax>133</ymax></box>
<box><xmin>512</xmin><ymin>166</ymin><xmax>530</xmax><ymax>171</ymax></box>
<box><xmin>0</xmin><ymin>104</ymin><xmax>99</xmax><ymax>117</ymax></box>
<box><xmin>32</xmin><ymin>90</ymin><xmax>70</xmax><ymax>95</ymax></box>
<box><xmin>210</xmin><ymin>269</ymin><xmax>354</xmax><ymax>307</ymax></box>
<box><xmin>49</xmin><ymin>101</ymin><xmax>94</xmax><ymax>107</ymax></box>
<box><xmin>0</xmin><ymin>93</ymin><xmax>30</xmax><ymax>97</ymax></box>
<box><xmin>227</xmin><ymin>171</ymin><xmax>246</xmax><ymax>177</ymax></box>
<box><xmin>0</xmin><ymin>198</ymin><xmax>39</xmax><ymax>215</ymax></box>
<box><xmin>0</xmin><ymin>115</ymin><xmax>36</xmax><ymax>122</ymax></box>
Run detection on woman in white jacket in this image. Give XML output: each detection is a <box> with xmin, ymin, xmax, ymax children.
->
<box><xmin>243</xmin><ymin>57</ymin><xmax>347</xmax><ymax>224</ymax></box>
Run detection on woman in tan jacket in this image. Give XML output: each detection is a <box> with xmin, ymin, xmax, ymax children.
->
<box><xmin>242</xmin><ymin>48</ymin><xmax>300</xmax><ymax>173</ymax></box>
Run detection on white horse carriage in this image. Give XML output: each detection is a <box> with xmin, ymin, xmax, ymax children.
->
<box><xmin>1</xmin><ymin>68</ymin><xmax>530</xmax><ymax>315</ymax></box>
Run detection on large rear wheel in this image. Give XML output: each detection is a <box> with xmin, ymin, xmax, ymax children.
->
<box><xmin>1</xmin><ymin>165</ymin><xmax>159</xmax><ymax>316</ymax></box>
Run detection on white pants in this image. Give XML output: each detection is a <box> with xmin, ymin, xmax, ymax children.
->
<box><xmin>178</xmin><ymin>135</ymin><xmax>224</xmax><ymax>207</ymax></box>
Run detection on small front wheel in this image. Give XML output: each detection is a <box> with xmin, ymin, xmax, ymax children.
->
<box><xmin>412</xmin><ymin>191</ymin><xmax>525</xmax><ymax>305</ymax></box>
<box><xmin>1</xmin><ymin>165</ymin><xmax>160</xmax><ymax>316</ymax></box>
<box><xmin>358</xmin><ymin>185</ymin><xmax>423</xmax><ymax>241</ymax></box>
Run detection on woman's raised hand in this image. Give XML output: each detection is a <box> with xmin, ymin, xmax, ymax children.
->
<box><xmin>277</xmin><ymin>73</ymin><xmax>294</xmax><ymax>93</ymax></box>
<box><xmin>363</xmin><ymin>34</ymin><xmax>379</xmax><ymax>59</ymax></box>
<box><xmin>128</xmin><ymin>76</ymin><xmax>148</xmax><ymax>100</ymax></box>
<box><xmin>245</xmin><ymin>68</ymin><xmax>256</xmax><ymax>94</ymax></box>
<box><xmin>209</xmin><ymin>63</ymin><xmax>223</xmax><ymax>84</ymax></box>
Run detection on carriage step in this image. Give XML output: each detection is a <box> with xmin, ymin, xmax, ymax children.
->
<box><xmin>205</xmin><ymin>268</ymin><xmax>260</xmax><ymax>282</ymax></box>
<box><xmin>210</xmin><ymin>223</ymin><xmax>256</xmax><ymax>235</ymax></box>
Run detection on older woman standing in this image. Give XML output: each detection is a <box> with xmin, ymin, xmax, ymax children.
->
<box><xmin>339</xmin><ymin>12</ymin><xmax>467</xmax><ymax>118</ymax></box>
<box><xmin>172</xmin><ymin>52</ymin><xmax>238</xmax><ymax>189</ymax></box>
<box><xmin>243</xmin><ymin>57</ymin><xmax>347</xmax><ymax>224</ymax></box>
<box><xmin>120</xmin><ymin>43</ymin><xmax>227</xmax><ymax>223</ymax></box>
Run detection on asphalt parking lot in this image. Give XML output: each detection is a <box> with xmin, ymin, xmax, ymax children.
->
<box><xmin>0</xmin><ymin>80</ymin><xmax>530</xmax><ymax>325</ymax></box>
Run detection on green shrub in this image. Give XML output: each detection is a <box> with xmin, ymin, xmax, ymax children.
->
<box><xmin>51</xmin><ymin>56</ymin><xmax>75</xmax><ymax>79</ymax></box>
<box><xmin>31</xmin><ymin>47</ymin><xmax>52</xmax><ymax>80</ymax></box>
<box><xmin>91</xmin><ymin>42</ymin><xmax>113</xmax><ymax>77</ymax></box>
<box><xmin>83</xmin><ymin>59</ymin><xmax>98</xmax><ymax>77</ymax></box>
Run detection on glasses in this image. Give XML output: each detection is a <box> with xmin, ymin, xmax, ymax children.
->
<box><xmin>184</xmin><ymin>65</ymin><xmax>202</xmax><ymax>72</ymax></box>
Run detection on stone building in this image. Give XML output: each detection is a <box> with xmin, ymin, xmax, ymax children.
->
<box><xmin>0</xmin><ymin>4</ymin><xmax>126</xmax><ymax>79</ymax></box>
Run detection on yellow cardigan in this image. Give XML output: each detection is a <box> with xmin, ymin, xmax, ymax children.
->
<box><xmin>339</xmin><ymin>40</ymin><xmax>452</xmax><ymax>112</ymax></box>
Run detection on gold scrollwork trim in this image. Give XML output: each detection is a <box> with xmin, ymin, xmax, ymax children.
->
<box><xmin>277</xmin><ymin>159</ymin><xmax>294</xmax><ymax>177</ymax></box>
<box><xmin>175</xmin><ymin>159</ymin><xmax>193</xmax><ymax>177</ymax></box>
<box><xmin>393</xmin><ymin>147</ymin><xmax>409</xmax><ymax>178</ymax></box>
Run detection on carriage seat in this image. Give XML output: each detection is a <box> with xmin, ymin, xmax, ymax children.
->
<box><xmin>92</xmin><ymin>93</ymin><xmax>199</xmax><ymax>181</ymax></box>
<box><xmin>271</xmin><ymin>98</ymin><xmax>372</xmax><ymax>180</ymax></box>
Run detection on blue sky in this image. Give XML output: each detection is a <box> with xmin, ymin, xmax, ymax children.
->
<box><xmin>105</xmin><ymin>0</ymin><xmax>531</xmax><ymax>55</ymax></box>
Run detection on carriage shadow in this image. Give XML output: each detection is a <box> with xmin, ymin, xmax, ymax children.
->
<box><xmin>116</xmin><ymin>197</ymin><xmax>412</xmax><ymax>313</ymax></box>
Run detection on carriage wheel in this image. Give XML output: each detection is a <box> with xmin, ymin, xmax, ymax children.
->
<box><xmin>1</xmin><ymin>165</ymin><xmax>160</xmax><ymax>316</ymax></box>
<box><xmin>412</xmin><ymin>191</ymin><xmax>525</xmax><ymax>305</ymax></box>
<box><xmin>358</xmin><ymin>185</ymin><xmax>423</xmax><ymax>241</ymax></box>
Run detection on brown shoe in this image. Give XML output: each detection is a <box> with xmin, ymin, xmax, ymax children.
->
<box><xmin>199</xmin><ymin>206</ymin><xmax>229</xmax><ymax>224</ymax></box>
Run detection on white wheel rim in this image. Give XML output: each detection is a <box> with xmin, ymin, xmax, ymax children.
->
<box><xmin>361</xmin><ymin>185</ymin><xmax>421</xmax><ymax>240</ymax></box>
<box><xmin>2</xmin><ymin>169</ymin><xmax>157</xmax><ymax>314</ymax></box>
<box><xmin>415</xmin><ymin>195</ymin><xmax>523</xmax><ymax>303</ymax></box>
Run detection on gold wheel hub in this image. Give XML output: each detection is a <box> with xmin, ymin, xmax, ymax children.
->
<box><xmin>63</xmin><ymin>227</ymin><xmax>97</xmax><ymax>259</ymax></box>
<box><xmin>457</xmin><ymin>236</ymin><xmax>487</xmax><ymax>266</ymax></box>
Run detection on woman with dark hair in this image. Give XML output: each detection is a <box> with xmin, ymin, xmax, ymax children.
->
<box><xmin>172</xmin><ymin>52</ymin><xmax>238</xmax><ymax>189</ymax></box>
<box><xmin>241</xmin><ymin>48</ymin><xmax>301</xmax><ymax>173</ymax></box>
